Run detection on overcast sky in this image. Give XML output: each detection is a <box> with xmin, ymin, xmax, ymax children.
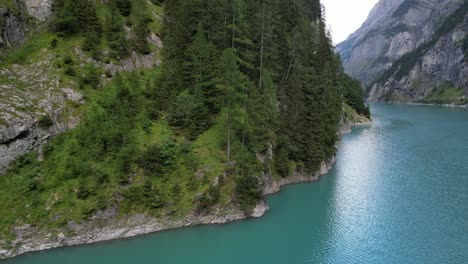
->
<box><xmin>321</xmin><ymin>0</ymin><xmax>379</xmax><ymax>44</ymax></box>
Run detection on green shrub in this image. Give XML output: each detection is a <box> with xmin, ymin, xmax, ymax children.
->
<box><xmin>63</xmin><ymin>55</ymin><xmax>73</xmax><ymax>64</ymax></box>
<box><xmin>38</xmin><ymin>115</ymin><xmax>53</xmax><ymax>129</ymax></box>
<box><xmin>80</xmin><ymin>68</ymin><xmax>101</xmax><ymax>89</ymax></box>
<box><xmin>50</xmin><ymin>38</ymin><xmax>58</xmax><ymax>49</ymax></box>
<box><xmin>64</xmin><ymin>67</ymin><xmax>76</xmax><ymax>76</ymax></box>
<box><xmin>235</xmin><ymin>174</ymin><xmax>262</xmax><ymax>215</ymax></box>
<box><xmin>77</xmin><ymin>181</ymin><xmax>90</xmax><ymax>200</ymax></box>
<box><xmin>274</xmin><ymin>146</ymin><xmax>290</xmax><ymax>177</ymax></box>
<box><xmin>115</xmin><ymin>0</ymin><xmax>132</xmax><ymax>16</ymax></box>
<box><xmin>139</xmin><ymin>144</ymin><xmax>164</xmax><ymax>176</ymax></box>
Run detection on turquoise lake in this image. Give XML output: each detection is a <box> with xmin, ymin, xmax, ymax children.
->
<box><xmin>3</xmin><ymin>104</ymin><xmax>468</xmax><ymax>263</ymax></box>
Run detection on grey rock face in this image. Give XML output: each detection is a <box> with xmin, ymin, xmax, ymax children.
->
<box><xmin>18</xmin><ymin>0</ymin><xmax>53</xmax><ymax>21</ymax></box>
<box><xmin>336</xmin><ymin>0</ymin><xmax>464</xmax><ymax>86</ymax></box>
<box><xmin>0</xmin><ymin>2</ymin><xmax>164</xmax><ymax>174</ymax></box>
<box><xmin>0</xmin><ymin>52</ymin><xmax>83</xmax><ymax>173</ymax></box>
<box><xmin>0</xmin><ymin>0</ymin><xmax>53</xmax><ymax>52</ymax></box>
<box><xmin>368</xmin><ymin>12</ymin><xmax>468</xmax><ymax>102</ymax></box>
<box><xmin>0</xmin><ymin>7</ymin><xmax>27</xmax><ymax>50</ymax></box>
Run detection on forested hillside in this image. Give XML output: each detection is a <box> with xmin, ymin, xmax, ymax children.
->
<box><xmin>0</xmin><ymin>0</ymin><xmax>368</xmax><ymax>257</ymax></box>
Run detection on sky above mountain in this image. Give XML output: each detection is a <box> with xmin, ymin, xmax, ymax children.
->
<box><xmin>322</xmin><ymin>0</ymin><xmax>379</xmax><ymax>44</ymax></box>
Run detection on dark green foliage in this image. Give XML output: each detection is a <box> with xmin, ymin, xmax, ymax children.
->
<box><xmin>64</xmin><ymin>66</ymin><xmax>76</xmax><ymax>76</ymax></box>
<box><xmin>10</xmin><ymin>152</ymin><xmax>36</xmax><ymax>171</ymax></box>
<box><xmin>0</xmin><ymin>0</ymin><xmax>370</xmax><ymax>232</ymax></box>
<box><xmin>143</xmin><ymin>180</ymin><xmax>166</xmax><ymax>209</ymax></box>
<box><xmin>131</xmin><ymin>7</ymin><xmax>152</xmax><ymax>55</ymax></box>
<box><xmin>133</xmin><ymin>19</ymin><xmax>151</xmax><ymax>54</ymax></box>
<box><xmin>82</xmin><ymin>32</ymin><xmax>102</xmax><ymax>59</ymax></box>
<box><xmin>105</xmin><ymin>6</ymin><xmax>129</xmax><ymax>59</ymax></box>
<box><xmin>139</xmin><ymin>141</ymin><xmax>177</xmax><ymax>177</ymax></box>
<box><xmin>52</xmin><ymin>0</ymin><xmax>80</xmax><ymax>35</ymax></box>
<box><xmin>123</xmin><ymin>185</ymin><xmax>144</xmax><ymax>203</ymax></box>
<box><xmin>76</xmin><ymin>181</ymin><xmax>91</xmax><ymax>200</ymax></box>
<box><xmin>342</xmin><ymin>75</ymin><xmax>370</xmax><ymax>117</ymax></box>
<box><xmin>159</xmin><ymin>0</ymin><xmax>367</xmax><ymax>212</ymax></box>
<box><xmin>195</xmin><ymin>185</ymin><xmax>220</xmax><ymax>212</ymax></box>
<box><xmin>274</xmin><ymin>145</ymin><xmax>289</xmax><ymax>177</ymax></box>
<box><xmin>114</xmin><ymin>0</ymin><xmax>132</xmax><ymax>16</ymax></box>
<box><xmin>38</xmin><ymin>115</ymin><xmax>53</xmax><ymax>129</ymax></box>
<box><xmin>80</xmin><ymin>66</ymin><xmax>101</xmax><ymax>89</ymax></box>
<box><xmin>52</xmin><ymin>0</ymin><xmax>103</xmax><ymax>57</ymax></box>
<box><xmin>235</xmin><ymin>174</ymin><xmax>262</xmax><ymax>214</ymax></box>
<box><xmin>168</xmin><ymin>91</ymin><xmax>212</xmax><ymax>139</ymax></box>
<box><xmin>63</xmin><ymin>55</ymin><xmax>73</xmax><ymax>64</ymax></box>
<box><xmin>159</xmin><ymin>140</ymin><xmax>177</xmax><ymax>172</ymax></box>
<box><xmin>50</xmin><ymin>38</ymin><xmax>58</xmax><ymax>49</ymax></box>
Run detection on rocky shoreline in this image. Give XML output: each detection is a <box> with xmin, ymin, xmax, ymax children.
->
<box><xmin>376</xmin><ymin>101</ymin><xmax>468</xmax><ymax>108</ymax></box>
<box><xmin>0</xmin><ymin>117</ymin><xmax>371</xmax><ymax>260</ymax></box>
<box><xmin>0</xmin><ymin>161</ymin><xmax>333</xmax><ymax>260</ymax></box>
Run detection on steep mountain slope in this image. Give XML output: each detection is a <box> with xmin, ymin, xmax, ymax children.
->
<box><xmin>0</xmin><ymin>0</ymin><xmax>52</xmax><ymax>51</ymax></box>
<box><xmin>336</xmin><ymin>0</ymin><xmax>465</xmax><ymax>88</ymax></box>
<box><xmin>0</xmin><ymin>0</ymin><xmax>369</xmax><ymax>259</ymax></box>
<box><xmin>369</xmin><ymin>2</ymin><xmax>468</xmax><ymax>103</ymax></box>
<box><xmin>0</xmin><ymin>0</ymin><xmax>162</xmax><ymax>172</ymax></box>
<box><xmin>0</xmin><ymin>1</ymin><xmax>66</xmax><ymax>172</ymax></box>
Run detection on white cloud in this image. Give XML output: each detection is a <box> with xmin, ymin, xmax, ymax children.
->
<box><xmin>321</xmin><ymin>0</ymin><xmax>379</xmax><ymax>44</ymax></box>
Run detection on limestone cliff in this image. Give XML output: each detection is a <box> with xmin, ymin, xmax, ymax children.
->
<box><xmin>0</xmin><ymin>0</ymin><xmax>163</xmax><ymax>173</ymax></box>
<box><xmin>0</xmin><ymin>0</ymin><xmax>52</xmax><ymax>52</ymax></box>
<box><xmin>368</xmin><ymin>3</ymin><xmax>468</xmax><ymax>104</ymax></box>
<box><xmin>336</xmin><ymin>0</ymin><xmax>465</xmax><ymax>88</ymax></box>
<box><xmin>0</xmin><ymin>52</ymin><xmax>83</xmax><ymax>172</ymax></box>
<box><xmin>0</xmin><ymin>5</ymin><xmax>26</xmax><ymax>50</ymax></box>
<box><xmin>0</xmin><ymin>0</ymin><xmax>71</xmax><ymax>173</ymax></box>
<box><xmin>18</xmin><ymin>0</ymin><xmax>53</xmax><ymax>21</ymax></box>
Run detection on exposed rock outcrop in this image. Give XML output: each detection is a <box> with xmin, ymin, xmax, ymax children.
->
<box><xmin>19</xmin><ymin>0</ymin><xmax>53</xmax><ymax>21</ymax></box>
<box><xmin>0</xmin><ymin>0</ymin><xmax>53</xmax><ymax>51</ymax></box>
<box><xmin>368</xmin><ymin>8</ymin><xmax>468</xmax><ymax>103</ymax></box>
<box><xmin>0</xmin><ymin>51</ymin><xmax>83</xmax><ymax>172</ymax></box>
<box><xmin>0</xmin><ymin>6</ymin><xmax>27</xmax><ymax>50</ymax></box>
<box><xmin>336</xmin><ymin>0</ymin><xmax>464</xmax><ymax>87</ymax></box>
<box><xmin>0</xmin><ymin>0</ymin><xmax>164</xmax><ymax>173</ymax></box>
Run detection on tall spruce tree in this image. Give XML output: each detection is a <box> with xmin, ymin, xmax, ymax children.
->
<box><xmin>158</xmin><ymin>0</ymin><xmax>368</xmax><ymax>213</ymax></box>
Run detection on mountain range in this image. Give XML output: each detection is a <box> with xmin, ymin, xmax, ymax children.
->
<box><xmin>337</xmin><ymin>0</ymin><xmax>467</xmax><ymax>104</ymax></box>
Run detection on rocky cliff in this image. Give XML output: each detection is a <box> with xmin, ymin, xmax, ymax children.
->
<box><xmin>18</xmin><ymin>0</ymin><xmax>53</xmax><ymax>21</ymax></box>
<box><xmin>0</xmin><ymin>0</ymin><xmax>163</xmax><ymax>173</ymax></box>
<box><xmin>0</xmin><ymin>0</ymin><xmax>52</xmax><ymax>52</ymax></box>
<box><xmin>0</xmin><ymin>52</ymin><xmax>83</xmax><ymax>172</ymax></box>
<box><xmin>0</xmin><ymin>1</ymin><xmax>56</xmax><ymax>172</ymax></box>
<box><xmin>368</xmin><ymin>3</ymin><xmax>468</xmax><ymax>103</ymax></box>
<box><xmin>336</xmin><ymin>0</ymin><xmax>465</xmax><ymax>89</ymax></box>
<box><xmin>0</xmin><ymin>6</ymin><xmax>26</xmax><ymax>51</ymax></box>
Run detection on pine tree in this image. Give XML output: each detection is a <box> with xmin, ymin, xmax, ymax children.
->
<box><xmin>105</xmin><ymin>5</ymin><xmax>129</xmax><ymax>58</ymax></box>
<box><xmin>186</xmin><ymin>23</ymin><xmax>221</xmax><ymax>114</ymax></box>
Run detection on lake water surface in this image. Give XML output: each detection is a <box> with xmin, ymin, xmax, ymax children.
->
<box><xmin>4</xmin><ymin>104</ymin><xmax>468</xmax><ymax>263</ymax></box>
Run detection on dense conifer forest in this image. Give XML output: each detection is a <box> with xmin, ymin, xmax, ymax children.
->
<box><xmin>0</xmin><ymin>0</ymin><xmax>368</xmax><ymax>238</ymax></box>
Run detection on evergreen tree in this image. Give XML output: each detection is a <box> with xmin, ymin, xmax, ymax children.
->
<box><xmin>105</xmin><ymin>6</ymin><xmax>129</xmax><ymax>59</ymax></box>
<box><xmin>186</xmin><ymin>23</ymin><xmax>221</xmax><ymax>114</ymax></box>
